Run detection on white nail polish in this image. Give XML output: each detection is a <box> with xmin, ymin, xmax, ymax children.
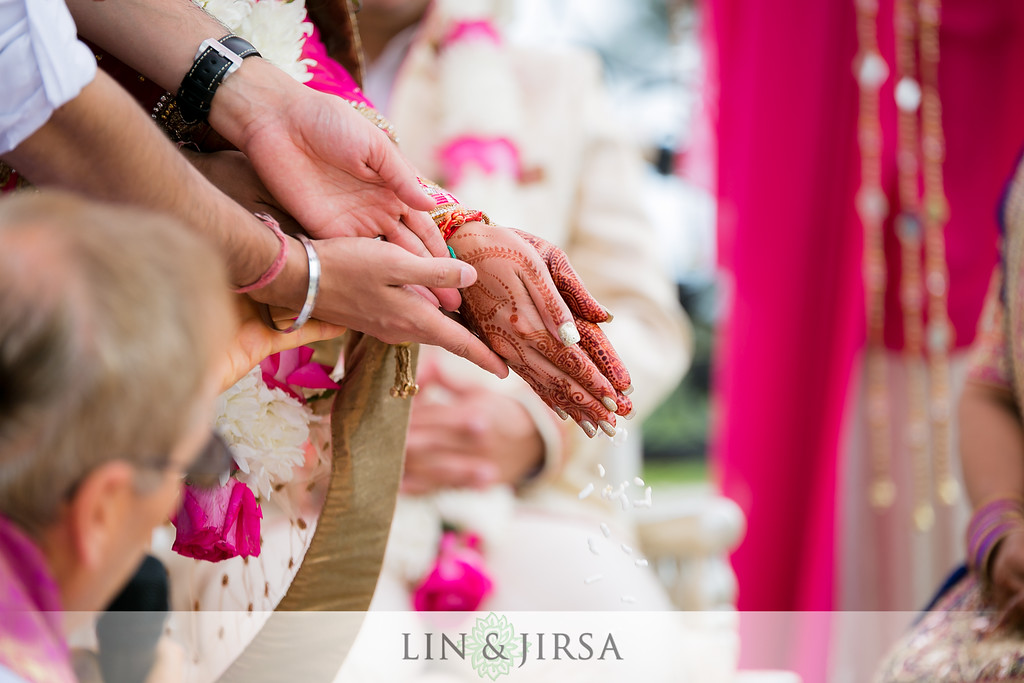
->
<box><xmin>558</xmin><ymin>321</ymin><xmax>581</xmax><ymax>346</ymax></box>
<box><xmin>601</xmin><ymin>396</ymin><xmax>618</xmax><ymax>412</ymax></box>
<box><xmin>598</xmin><ymin>420</ymin><xmax>616</xmax><ymax>437</ymax></box>
<box><xmin>623</xmin><ymin>384</ymin><xmax>634</xmax><ymax>396</ymax></box>
<box><xmin>580</xmin><ymin>420</ymin><xmax>597</xmax><ymax>438</ymax></box>
<box><xmin>554</xmin><ymin>406</ymin><xmax>570</xmax><ymax>420</ymax></box>
<box><xmin>623</xmin><ymin>408</ymin><xmax>636</xmax><ymax>421</ymax></box>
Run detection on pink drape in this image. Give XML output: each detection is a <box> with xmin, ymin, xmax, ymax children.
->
<box><xmin>708</xmin><ymin>0</ymin><xmax>862</xmax><ymax>614</ymax></box>
<box><xmin>707</xmin><ymin>0</ymin><xmax>1024</xmax><ymax>677</ymax></box>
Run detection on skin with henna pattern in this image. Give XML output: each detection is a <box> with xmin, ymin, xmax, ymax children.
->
<box><xmin>448</xmin><ymin>223</ymin><xmax>633</xmax><ymax>435</ymax></box>
<box><xmin>512</xmin><ymin>229</ymin><xmax>633</xmax><ymax>400</ymax></box>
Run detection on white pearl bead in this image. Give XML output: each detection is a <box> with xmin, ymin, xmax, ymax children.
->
<box><xmin>858</xmin><ymin>52</ymin><xmax>889</xmax><ymax>88</ymax></box>
<box><xmin>895</xmin><ymin>77</ymin><xmax>922</xmax><ymax>112</ymax></box>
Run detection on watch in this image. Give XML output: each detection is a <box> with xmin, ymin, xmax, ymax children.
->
<box><xmin>176</xmin><ymin>35</ymin><xmax>261</xmax><ymax>125</ymax></box>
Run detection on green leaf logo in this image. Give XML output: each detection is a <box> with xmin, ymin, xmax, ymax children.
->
<box><xmin>465</xmin><ymin>613</ymin><xmax>521</xmax><ymax>680</ymax></box>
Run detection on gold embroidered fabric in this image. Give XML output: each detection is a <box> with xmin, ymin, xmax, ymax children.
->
<box><xmin>876</xmin><ymin>574</ymin><xmax>1024</xmax><ymax>682</ymax></box>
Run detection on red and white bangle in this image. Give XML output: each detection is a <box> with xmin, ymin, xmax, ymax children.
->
<box><xmin>233</xmin><ymin>213</ymin><xmax>288</xmax><ymax>294</ymax></box>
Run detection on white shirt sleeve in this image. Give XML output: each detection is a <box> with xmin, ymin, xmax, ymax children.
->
<box><xmin>0</xmin><ymin>0</ymin><xmax>97</xmax><ymax>154</ymax></box>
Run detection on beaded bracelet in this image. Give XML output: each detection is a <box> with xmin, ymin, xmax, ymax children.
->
<box><xmin>966</xmin><ymin>497</ymin><xmax>1024</xmax><ymax>585</ymax></box>
<box><xmin>233</xmin><ymin>213</ymin><xmax>289</xmax><ymax>294</ymax></box>
<box><xmin>258</xmin><ymin>234</ymin><xmax>320</xmax><ymax>334</ymax></box>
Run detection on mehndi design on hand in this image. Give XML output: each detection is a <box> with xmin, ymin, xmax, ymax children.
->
<box><xmin>449</xmin><ymin>223</ymin><xmax>632</xmax><ymax>436</ymax></box>
<box><xmin>511</xmin><ymin>229</ymin><xmax>633</xmax><ymax>416</ymax></box>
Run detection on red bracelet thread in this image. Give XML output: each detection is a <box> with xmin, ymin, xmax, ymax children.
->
<box><xmin>437</xmin><ymin>209</ymin><xmax>487</xmax><ymax>241</ymax></box>
<box><xmin>233</xmin><ymin>213</ymin><xmax>289</xmax><ymax>294</ymax></box>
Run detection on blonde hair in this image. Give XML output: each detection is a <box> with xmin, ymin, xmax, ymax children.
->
<box><xmin>0</xmin><ymin>192</ymin><xmax>234</xmax><ymax>531</ymax></box>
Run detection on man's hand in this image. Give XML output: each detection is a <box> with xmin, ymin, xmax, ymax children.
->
<box><xmin>448</xmin><ymin>223</ymin><xmax>632</xmax><ymax>437</ymax></box>
<box><xmin>221</xmin><ymin>297</ymin><xmax>346</xmax><ymax>392</ymax></box>
<box><xmin>401</xmin><ymin>362</ymin><xmax>545</xmax><ymax>494</ymax></box>
<box><xmin>212</xmin><ymin>60</ymin><xmax>445</xmax><ymax>257</ymax></box>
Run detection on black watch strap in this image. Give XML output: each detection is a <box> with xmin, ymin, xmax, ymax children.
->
<box><xmin>176</xmin><ymin>35</ymin><xmax>261</xmax><ymax>125</ymax></box>
<box><xmin>221</xmin><ymin>36</ymin><xmax>260</xmax><ymax>60</ymax></box>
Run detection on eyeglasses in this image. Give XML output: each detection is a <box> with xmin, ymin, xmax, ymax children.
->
<box><xmin>63</xmin><ymin>431</ymin><xmax>236</xmax><ymax>501</ymax></box>
<box><xmin>177</xmin><ymin>431</ymin><xmax>236</xmax><ymax>489</ymax></box>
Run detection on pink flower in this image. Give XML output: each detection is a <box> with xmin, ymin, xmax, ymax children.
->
<box><xmin>171</xmin><ymin>479</ymin><xmax>262</xmax><ymax>562</ymax></box>
<box><xmin>413</xmin><ymin>531</ymin><xmax>493</xmax><ymax>611</ymax></box>
<box><xmin>440</xmin><ymin>20</ymin><xmax>503</xmax><ymax>49</ymax></box>
<box><xmin>438</xmin><ymin>137</ymin><xmax>521</xmax><ymax>187</ymax></box>
<box><xmin>260</xmin><ymin>346</ymin><xmax>339</xmax><ymax>403</ymax></box>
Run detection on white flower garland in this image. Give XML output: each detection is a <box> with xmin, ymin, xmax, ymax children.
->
<box><xmin>193</xmin><ymin>0</ymin><xmax>315</xmax><ymax>83</ymax></box>
<box><xmin>430</xmin><ymin>0</ymin><xmax>524</xmax><ymax>226</ymax></box>
<box><xmin>214</xmin><ymin>366</ymin><xmax>311</xmax><ymax>500</ymax></box>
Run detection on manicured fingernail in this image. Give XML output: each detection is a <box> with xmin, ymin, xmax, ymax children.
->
<box><xmin>580</xmin><ymin>420</ymin><xmax>597</xmax><ymax>438</ymax></box>
<box><xmin>558</xmin><ymin>321</ymin><xmax>581</xmax><ymax>346</ymax></box>
<box><xmin>623</xmin><ymin>408</ymin><xmax>636</xmax><ymax>421</ymax></box>
<box><xmin>554</xmin><ymin>406</ymin><xmax>570</xmax><ymax>420</ymax></box>
<box><xmin>601</xmin><ymin>396</ymin><xmax>618</xmax><ymax>412</ymax></box>
<box><xmin>604</xmin><ymin>309</ymin><xmax>614</xmax><ymax>322</ymax></box>
<box><xmin>623</xmin><ymin>384</ymin><xmax>634</xmax><ymax>396</ymax></box>
<box><xmin>458</xmin><ymin>263</ymin><xmax>477</xmax><ymax>288</ymax></box>
<box><xmin>599</xmin><ymin>420</ymin><xmax>616</xmax><ymax>437</ymax></box>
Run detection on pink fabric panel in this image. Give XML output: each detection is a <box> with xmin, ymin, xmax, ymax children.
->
<box><xmin>300</xmin><ymin>25</ymin><xmax>373</xmax><ymax>107</ymax></box>
<box><xmin>708</xmin><ymin>0</ymin><xmax>861</xmax><ymax>614</ymax></box>
<box><xmin>706</xmin><ymin>0</ymin><xmax>862</xmax><ymax>678</ymax></box>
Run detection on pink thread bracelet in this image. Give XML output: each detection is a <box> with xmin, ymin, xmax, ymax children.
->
<box><xmin>233</xmin><ymin>213</ymin><xmax>288</xmax><ymax>294</ymax></box>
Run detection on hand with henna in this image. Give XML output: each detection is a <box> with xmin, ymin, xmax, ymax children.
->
<box><xmin>447</xmin><ymin>222</ymin><xmax>633</xmax><ymax>438</ymax></box>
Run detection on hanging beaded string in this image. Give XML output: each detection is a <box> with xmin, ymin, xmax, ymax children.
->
<box><xmin>917</xmin><ymin>0</ymin><xmax>960</xmax><ymax>513</ymax></box>
<box><xmin>893</xmin><ymin>0</ymin><xmax>934</xmax><ymax>531</ymax></box>
<box><xmin>854</xmin><ymin>0</ymin><xmax>896</xmax><ymax>511</ymax></box>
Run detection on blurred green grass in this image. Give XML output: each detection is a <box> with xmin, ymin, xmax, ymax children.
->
<box><xmin>642</xmin><ymin>457</ymin><xmax>709</xmax><ymax>487</ymax></box>
<box><xmin>640</xmin><ymin>317</ymin><xmax>713</xmax><ymax>487</ymax></box>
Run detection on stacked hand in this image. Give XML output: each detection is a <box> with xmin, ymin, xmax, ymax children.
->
<box><xmin>402</xmin><ymin>361</ymin><xmax>545</xmax><ymax>494</ymax></box>
<box><xmin>448</xmin><ymin>223</ymin><xmax>633</xmax><ymax>437</ymax></box>
<box><xmin>187</xmin><ymin>149</ymin><xmax>507</xmax><ymax>379</ymax></box>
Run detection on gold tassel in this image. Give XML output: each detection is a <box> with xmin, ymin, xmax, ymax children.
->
<box><xmin>390</xmin><ymin>343</ymin><xmax>419</xmax><ymax>399</ymax></box>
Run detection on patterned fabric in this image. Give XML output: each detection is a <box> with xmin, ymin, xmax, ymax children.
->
<box><xmin>876</xmin><ymin>572</ymin><xmax>1024</xmax><ymax>682</ymax></box>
